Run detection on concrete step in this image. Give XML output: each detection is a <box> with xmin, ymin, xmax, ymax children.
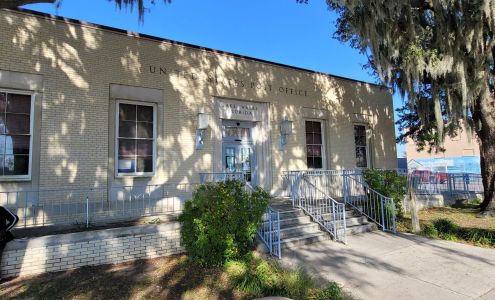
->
<box><xmin>262</xmin><ymin>204</ymin><xmax>380</xmax><ymax>255</ymax></box>
<box><xmin>319</xmin><ymin>209</ymin><xmax>361</xmax><ymax>220</ymax></box>
<box><xmin>322</xmin><ymin>215</ymin><xmax>369</xmax><ymax>227</ymax></box>
<box><xmin>279</xmin><ymin>223</ymin><xmax>321</xmax><ymax>239</ymax></box>
<box><xmin>346</xmin><ymin>223</ymin><xmax>379</xmax><ymax>235</ymax></box>
<box><xmin>278</xmin><ymin>215</ymin><xmax>312</xmax><ymax>227</ymax></box>
<box><xmin>277</xmin><ymin>209</ymin><xmax>306</xmax><ymax>219</ymax></box>
<box><xmin>280</xmin><ymin>232</ymin><xmax>332</xmax><ymax>249</ymax></box>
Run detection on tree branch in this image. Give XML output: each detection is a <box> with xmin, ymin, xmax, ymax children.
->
<box><xmin>0</xmin><ymin>0</ymin><xmax>56</xmax><ymax>9</ymax></box>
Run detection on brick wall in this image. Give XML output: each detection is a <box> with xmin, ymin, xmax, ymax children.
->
<box><xmin>0</xmin><ymin>9</ymin><xmax>397</xmax><ymax>195</ymax></box>
<box><xmin>1</xmin><ymin>222</ymin><xmax>183</xmax><ymax>278</ymax></box>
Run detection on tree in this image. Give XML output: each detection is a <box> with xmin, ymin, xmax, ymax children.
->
<box><xmin>328</xmin><ymin>1</ymin><xmax>495</xmax><ymax>216</ymax></box>
<box><xmin>0</xmin><ymin>0</ymin><xmax>170</xmax><ymax>21</ymax></box>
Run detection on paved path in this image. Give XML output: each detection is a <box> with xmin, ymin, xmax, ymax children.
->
<box><xmin>282</xmin><ymin>232</ymin><xmax>495</xmax><ymax>300</ymax></box>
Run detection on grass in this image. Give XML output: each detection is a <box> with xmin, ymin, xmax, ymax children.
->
<box><xmin>0</xmin><ymin>253</ymin><xmax>349</xmax><ymax>300</ymax></box>
<box><xmin>398</xmin><ymin>204</ymin><xmax>495</xmax><ymax>248</ymax></box>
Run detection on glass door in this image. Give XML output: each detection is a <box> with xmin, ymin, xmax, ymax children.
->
<box><xmin>221</xmin><ymin>119</ymin><xmax>256</xmax><ymax>185</ymax></box>
<box><xmin>239</xmin><ymin>144</ymin><xmax>253</xmax><ymax>182</ymax></box>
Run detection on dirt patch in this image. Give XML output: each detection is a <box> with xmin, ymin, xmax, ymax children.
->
<box><xmin>418</xmin><ymin>206</ymin><xmax>494</xmax><ymax>230</ymax></box>
<box><xmin>0</xmin><ymin>255</ymin><xmax>243</xmax><ymax>300</ymax></box>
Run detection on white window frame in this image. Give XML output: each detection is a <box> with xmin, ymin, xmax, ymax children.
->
<box><xmin>353</xmin><ymin>123</ymin><xmax>371</xmax><ymax>168</ymax></box>
<box><xmin>115</xmin><ymin>99</ymin><xmax>157</xmax><ymax>177</ymax></box>
<box><xmin>0</xmin><ymin>89</ymin><xmax>34</xmax><ymax>182</ymax></box>
<box><xmin>304</xmin><ymin>119</ymin><xmax>326</xmax><ymax>170</ymax></box>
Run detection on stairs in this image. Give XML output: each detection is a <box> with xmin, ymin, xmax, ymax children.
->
<box><xmin>269</xmin><ymin>198</ymin><xmax>377</xmax><ymax>250</ymax></box>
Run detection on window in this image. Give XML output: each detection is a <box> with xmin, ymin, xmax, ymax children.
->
<box><xmin>0</xmin><ymin>91</ymin><xmax>33</xmax><ymax>180</ymax></box>
<box><xmin>305</xmin><ymin>120</ymin><xmax>324</xmax><ymax>169</ymax></box>
<box><xmin>116</xmin><ymin>101</ymin><xmax>156</xmax><ymax>176</ymax></box>
<box><xmin>354</xmin><ymin>125</ymin><xmax>368</xmax><ymax>168</ymax></box>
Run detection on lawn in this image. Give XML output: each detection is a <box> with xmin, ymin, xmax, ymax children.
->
<box><xmin>398</xmin><ymin>204</ymin><xmax>495</xmax><ymax>247</ymax></box>
<box><xmin>0</xmin><ymin>253</ymin><xmax>348</xmax><ymax>300</ymax></box>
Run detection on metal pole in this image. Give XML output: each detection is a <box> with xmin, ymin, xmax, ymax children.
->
<box><xmin>86</xmin><ymin>194</ymin><xmax>89</xmax><ymax>228</ymax></box>
<box><xmin>277</xmin><ymin>211</ymin><xmax>281</xmax><ymax>259</ymax></box>
<box><xmin>380</xmin><ymin>196</ymin><xmax>385</xmax><ymax>231</ymax></box>
<box><xmin>342</xmin><ymin>205</ymin><xmax>347</xmax><ymax>244</ymax></box>
<box><xmin>269</xmin><ymin>209</ymin><xmax>273</xmax><ymax>254</ymax></box>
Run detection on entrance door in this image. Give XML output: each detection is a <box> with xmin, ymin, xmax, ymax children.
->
<box><xmin>222</xmin><ymin>120</ymin><xmax>256</xmax><ymax>184</ymax></box>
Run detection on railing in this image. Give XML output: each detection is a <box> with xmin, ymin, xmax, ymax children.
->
<box><xmin>282</xmin><ymin>169</ymin><xmax>360</xmax><ymax>200</ymax></box>
<box><xmin>292</xmin><ymin>175</ymin><xmax>347</xmax><ymax>243</ymax></box>
<box><xmin>343</xmin><ymin>174</ymin><xmax>396</xmax><ymax>232</ymax></box>
<box><xmin>257</xmin><ymin>207</ymin><xmax>281</xmax><ymax>258</ymax></box>
<box><xmin>408</xmin><ymin>173</ymin><xmax>483</xmax><ymax>195</ymax></box>
<box><xmin>0</xmin><ymin>183</ymin><xmax>197</xmax><ymax>229</ymax></box>
<box><xmin>199</xmin><ymin>172</ymin><xmax>245</xmax><ymax>183</ymax></box>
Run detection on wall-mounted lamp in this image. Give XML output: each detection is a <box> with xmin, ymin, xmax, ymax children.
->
<box><xmin>279</xmin><ymin>117</ymin><xmax>293</xmax><ymax>151</ymax></box>
<box><xmin>196</xmin><ymin>112</ymin><xmax>210</xmax><ymax>150</ymax></box>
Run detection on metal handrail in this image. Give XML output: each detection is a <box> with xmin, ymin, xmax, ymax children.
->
<box><xmin>293</xmin><ymin>175</ymin><xmax>347</xmax><ymax>244</ymax></box>
<box><xmin>257</xmin><ymin>206</ymin><xmax>281</xmax><ymax>259</ymax></box>
<box><xmin>343</xmin><ymin>174</ymin><xmax>396</xmax><ymax>233</ymax></box>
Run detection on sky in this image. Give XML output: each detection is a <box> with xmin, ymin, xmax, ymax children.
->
<box><xmin>24</xmin><ymin>0</ymin><xmax>406</xmax><ymax>157</ymax></box>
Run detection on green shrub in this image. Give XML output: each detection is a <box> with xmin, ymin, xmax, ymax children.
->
<box><xmin>458</xmin><ymin>227</ymin><xmax>494</xmax><ymax>246</ymax></box>
<box><xmin>178</xmin><ymin>180</ymin><xmax>270</xmax><ymax>266</ymax></box>
<box><xmin>226</xmin><ymin>254</ymin><xmax>315</xmax><ymax>300</ymax></box>
<box><xmin>422</xmin><ymin>223</ymin><xmax>439</xmax><ymax>238</ymax></box>
<box><xmin>309</xmin><ymin>282</ymin><xmax>346</xmax><ymax>300</ymax></box>
<box><xmin>424</xmin><ymin>218</ymin><xmax>495</xmax><ymax>247</ymax></box>
<box><xmin>362</xmin><ymin>169</ymin><xmax>407</xmax><ymax>217</ymax></box>
<box><xmin>431</xmin><ymin>218</ymin><xmax>458</xmax><ymax>234</ymax></box>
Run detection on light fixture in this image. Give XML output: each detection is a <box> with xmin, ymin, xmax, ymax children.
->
<box><xmin>196</xmin><ymin>112</ymin><xmax>210</xmax><ymax>150</ymax></box>
<box><xmin>197</xmin><ymin>112</ymin><xmax>209</xmax><ymax>130</ymax></box>
<box><xmin>279</xmin><ymin>116</ymin><xmax>293</xmax><ymax>150</ymax></box>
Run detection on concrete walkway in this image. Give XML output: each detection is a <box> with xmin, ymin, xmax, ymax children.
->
<box><xmin>282</xmin><ymin>231</ymin><xmax>495</xmax><ymax>300</ymax></box>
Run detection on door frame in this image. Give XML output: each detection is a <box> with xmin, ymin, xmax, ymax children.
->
<box><xmin>212</xmin><ymin>97</ymin><xmax>272</xmax><ymax>191</ymax></box>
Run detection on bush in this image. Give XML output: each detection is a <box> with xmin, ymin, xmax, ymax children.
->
<box><xmin>226</xmin><ymin>254</ymin><xmax>316</xmax><ymax>300</ymax></box>
<box><xmin>178</xmin><ymin>180</ymin><xmax>270</xmax><ymax>266</ymax></box>
<box><xmin>362</xmin><ymin>169</ymin><xmax>407</xmax><ymax>217</ymax></box>
<box><xmin>422</xmin><ymin>223</ymin><xmax>439</xmax><ymax>238</ymax></box>
<box><xmin>424</xmin><ymin>218</ymin><xmax>495</xmax><ymax>247</ymax></box>
<box><xmin>309</xmin><ymin>282</ymin><xmax>347</xmax><ymax>300</ymax></box>
<box><xmin>431</xmin><ymin>218</ymin><xmax>457</xmax><ymax>234</ymax></box>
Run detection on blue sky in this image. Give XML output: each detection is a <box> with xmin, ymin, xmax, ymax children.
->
<box><xmin>24</xmin><ymin>0</ymin><xmax>406</xmax><ymax>157</ymax></box>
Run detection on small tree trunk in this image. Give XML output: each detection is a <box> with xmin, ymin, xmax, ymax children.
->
<box><xmin>409</xmin><ymin>184</ymin><xmax>421</xmax><ymax>233</ymax></box>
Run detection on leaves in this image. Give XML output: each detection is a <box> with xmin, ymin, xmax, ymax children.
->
<box><xmin>362</xmin><ymin>169</ymin><xmax>407</xmax><ymax>217</ymax></box>
<box><xmin>328</xmin><ymin>0</ymin><xmax>495</xmax><ymax>152</ymax></box>
<box><xmin>178</xmin><ymin>180</ymin><xmax>270</xmax><ymax>267</ymax></box>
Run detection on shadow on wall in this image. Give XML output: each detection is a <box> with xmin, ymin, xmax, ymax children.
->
<box><xmin>0</xmin><ymin>9</ymin><xmax>395</xmax><ymax>227</ymax></box>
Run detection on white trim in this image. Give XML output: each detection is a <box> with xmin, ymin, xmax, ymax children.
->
<box><xmin>0</xmin><ymin>88</ymin><xmax>35</xmax><ymax>181</ymax></box>
<box><xmin>115</xmin><ymin>99</ymin><xmax>157</xmax><ymax>178</ymax></box>
<box><xmin>304</xmin><ymin>119</ymin><xmax>327</xmax><ymax>169</ymax></box>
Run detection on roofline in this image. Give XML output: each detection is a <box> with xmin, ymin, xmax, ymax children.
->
<box><xmin>9</xmin><ymin>7</ymin><xmax>386</xmax><ymax>89</ymax></box>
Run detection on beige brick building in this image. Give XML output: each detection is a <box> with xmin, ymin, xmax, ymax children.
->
<box><xmin>0</xmin><ymin>8</ymin><xmax>396</xmax><ymax>204</ymax></box>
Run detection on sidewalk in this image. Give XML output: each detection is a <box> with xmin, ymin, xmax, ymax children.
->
<box><xmin>282</xmin><ymin>231</ymin><xmax>495</xmax><ymax>300</ymax></box>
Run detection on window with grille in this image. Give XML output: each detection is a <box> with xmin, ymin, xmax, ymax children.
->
<box><xmin>305</xmin><ymin>120</ymin><xmax>324</xmax><ymax>169</ymax></box>
<box><xmin>0</xmin><ymin>91</ymin><xmax>33</xmax><ymax>179</ymax></box>
<box><xmin>116</xmin><ymin>101</ymin><xmax>156</xmax><ymax>176</ymax></box>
